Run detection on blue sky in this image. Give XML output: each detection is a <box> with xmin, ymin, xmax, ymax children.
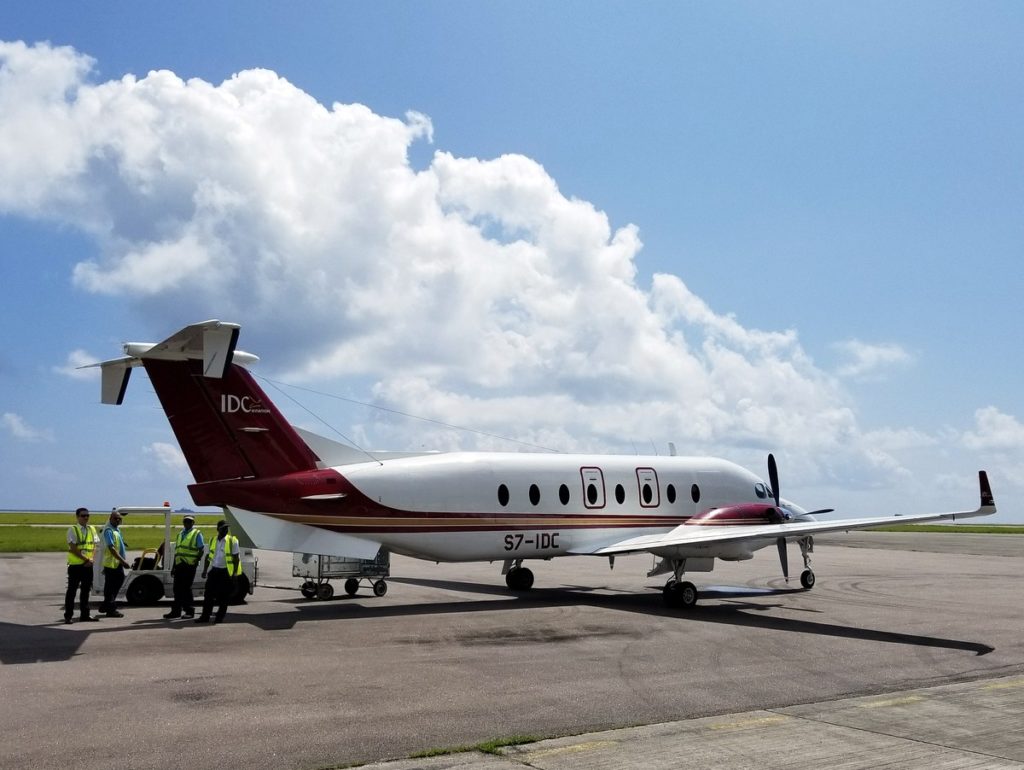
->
<box><xmin>1</xmin><ymin>2</ymin><xmax>1021</xmax><ymax>521</ymax></box>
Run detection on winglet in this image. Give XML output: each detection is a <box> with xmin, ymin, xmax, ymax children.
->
<box><xmin>979</xmin><ymin>470</ymin><xmax>995</xmax><ymax>509</ymax></box>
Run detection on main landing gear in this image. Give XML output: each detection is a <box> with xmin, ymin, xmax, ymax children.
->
<box><xmin>503</xmin><ymin>559</ymin><xmax>534</xmax><ymax>591</ymax></box>
<box><xmin>663</xmin><ymin>579</ymin><xmax>698</xmax><ymax>609</ymax></box>
<box><xmin>661</xmin><ymin>559</ymin><xmax>699</xmax><ymax>609</ymax></box>
<box><xmin>798</xmin><ymin>536</ymin><xmax>815</xmax><ymax>590</ymax></box>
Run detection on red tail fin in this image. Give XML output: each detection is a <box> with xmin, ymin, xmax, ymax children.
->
<box><xmin>96</xmin><ymin>320</ymin><xmax>320</xmax><ymax>483</ymax></box>
<box><xmin>143</xmin><ymin>358</ymin><xmax>320</xmax><ymax>483</ymax></box>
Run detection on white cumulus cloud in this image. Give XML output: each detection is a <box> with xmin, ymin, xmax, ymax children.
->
<box><xmin>964</xmin><ymin>407</ymin><xmax>1024</xmax><ymax>452</ymax></box>
<box><xmin>143</xmin><ymin>441</ymin><xmax>189</xmax><ymax>476</ymax></box>
<box><xmin>2</xmin><ymin>412</ymin><xmax>54</xmax><ymax>442</ymax></box>
<box><xmin>0</xmin><ymin>40</ymin><xmax>980</xmax><ymax>494</ymax></box>
<box><xmin>833</xmin><ymin>339</ymin><xmax>913</xmax><ymax>380</ymax></box>
<box><xmin>53</xmin><ymin>349</ymin><xmax>100</xmax><ymax>380</ymax></box>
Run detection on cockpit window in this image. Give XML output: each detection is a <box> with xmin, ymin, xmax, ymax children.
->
<box><xmin>754</xmin><ymin>483</ymin><xmax>768</xmax><ymax>499</ymax></box>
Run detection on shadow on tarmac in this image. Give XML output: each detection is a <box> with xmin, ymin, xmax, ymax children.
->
<box><xmin>0</xmin><ymin>578</ymin><xmax>993</xmax><ymax>665</ymax></box>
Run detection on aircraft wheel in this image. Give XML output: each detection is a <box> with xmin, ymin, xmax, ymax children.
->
<box><xmin>126</xmin><ymin>575</ymin><xmax>164</xmax><ymax>606</ymax></box>
<box><xmin>300</xmin><ymin>581</ymin><xmax>317</xmax><ymax>599</ymax></box>
<box><xmin>663</xmin><ymin>579</ymin><xmax>698</xmax><ymax>609</ymax></box>
<box><xmin>316</xmin><ymin>582</ymin><xmax>335</xmax><ymax>601</ymax></box>
<box><xmin>344</xmin><ymin>578</ymin><xmax>360</xmax><ymax>596</ymax></box>
<box><xmin>505</xmin><ymin>567</ymin><xmax>534</xmax><ymax>591</ymax></box>
<box><xmin>800</xmin><ymin>570</ymin><xmax>815</xmax><ymax>590</ymax></box>
<box><xmin>372</xmin><ymin>579</ymin><xmax>388</xmax><ymax>597</ymax></box>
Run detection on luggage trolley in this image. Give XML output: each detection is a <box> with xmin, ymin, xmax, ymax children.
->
<box><xmin>293</xmin><ymin>549</ymin><xmax>390</xmax><ymax>600</ymax></box>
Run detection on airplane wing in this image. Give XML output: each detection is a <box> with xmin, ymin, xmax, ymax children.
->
<box><xmin>582</xmin><ymin>471</ymin><xmax>996</xmax><ymax>557</ymax></box>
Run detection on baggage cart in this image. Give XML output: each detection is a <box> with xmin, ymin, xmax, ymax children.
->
<box><xmin>292</xmin><ymin>549</ymin><xmax>389</xmax><ymax>600</ymax></box>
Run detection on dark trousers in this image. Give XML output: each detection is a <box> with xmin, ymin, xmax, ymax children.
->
<box><xmin>200</xmin><ymin>568</ymin><xmax>234</xmax><ymax>621</ymax></box>
<box><xmin>100</xmin><ymin>565</ymin><xmax>126</xmax><ymax>613</ymax></box>
<box><xmin>64</xmin><ymin>563</ymin><xmax>93</xmax><ymax>619</ymax></box>
<box><xmin>171</xmin><ymin>562</ymin><xmax>198</xmax><ymax>613</ymax></box>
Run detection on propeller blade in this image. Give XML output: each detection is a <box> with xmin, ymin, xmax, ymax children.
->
<box><xmin>768</xmin><ymin>453</ymin><xmax>781</xmax><ymax>508</ymax></box>
<box><xmin>803</xmin><ymin>508</ymin><xmax>834</xmax><ymax>516</ymax></box>
<box><xmin>776</xmin><ymin>537</ymin><xmax>789</xmax><ymax>581</ymax></box>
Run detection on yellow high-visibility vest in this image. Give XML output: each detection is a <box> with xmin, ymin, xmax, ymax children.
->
<box><xmin>174</xmin><ymin>528</ymin><xmax>202</xmax><ymax>566</ymax></box>
<box><xmin>67</xmin><ymin>524</ymin><xmax>97</xmax><ymax>565</ymax></box>
<box><xmin>210</xmin><ymin>534</ymin><xmax>242</xmax><ymax>577</ymax></box>
<box><xmin>102</xmin><ymin>528</ymin><xmax>126</xmax><ymax>569</ymax></box>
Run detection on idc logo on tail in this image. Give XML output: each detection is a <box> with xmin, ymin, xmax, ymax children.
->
<box><xmin>221</xmin><ymin>394</ymin><xmax>271</xmax><ymax>414</ymax></box>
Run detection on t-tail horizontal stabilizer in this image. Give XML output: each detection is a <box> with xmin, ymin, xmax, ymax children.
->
<box><xmin>93</xmin><ymin>320</ymin><xmax>259</xmax><ymax>405</ymax></box>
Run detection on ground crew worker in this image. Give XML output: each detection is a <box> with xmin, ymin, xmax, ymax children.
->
<box><xmin>64</xmin><ymin>507</ymin><xmax>99</xmax><ymax>624</ymax></box>
<box><xmin>99</xmin><ymin>510</ymin><xmax>131</xmax><ymax>617</ymax></box>
<box><xmin>195</xmin><ymin>520</ymin><xmax>240</xmax><ymax>624</ymax></box>
<box><xmin>164</xmin><ymin>515</ymin><xmax>205</xmax><ymax>619</ymax></box>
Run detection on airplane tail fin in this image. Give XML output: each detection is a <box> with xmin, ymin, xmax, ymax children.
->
<box><xmin>98</xmin><ymin>320</ymin><xmax>321</xmax><ymax>483</ymax></box>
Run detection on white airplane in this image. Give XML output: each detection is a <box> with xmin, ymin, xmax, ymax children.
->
<box><xmin>95</xmin><ymin>320</ymin><xmax>997</xmax><ymax>608</ymax></box>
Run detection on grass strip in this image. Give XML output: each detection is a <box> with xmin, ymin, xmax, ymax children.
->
<box><xmin>409</xmin><ymin>735</ymin><xmax>539</xmax><ymax>759</ymax></box>
<box><xmin>0</xmin><ymin>525</ymin><xmax>219</xmax><ymax>553</ymax></box>
<box><xmin>868</xmin><ymin>524</ymin><xmax>1024</xmax><ymax>534</ymax></box>
<box><xmin>0</xmin><ymin>512</ymin><xmax>221</xmax><ymax>526</ymax></box>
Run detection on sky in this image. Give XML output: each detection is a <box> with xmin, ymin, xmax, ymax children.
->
<box><xmin>0</xmin><ymin>2</ymin><xmax>1021</xmax><ymax>522</ymax></box>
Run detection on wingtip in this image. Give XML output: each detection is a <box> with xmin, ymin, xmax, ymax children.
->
<box><xmin>979</xmin><ymin>470</ymin><xmax>995</xmax><ymax>508</ymax></box>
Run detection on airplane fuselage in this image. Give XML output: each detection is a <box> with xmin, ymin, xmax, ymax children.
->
<box><xmin>190</xmin><ymin>452</ymin><xmax>780</xmax><ymax>562</ymax></box>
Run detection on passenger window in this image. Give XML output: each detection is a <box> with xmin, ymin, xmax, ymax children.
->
<box><xmin>529</xmin><ymin>484</ymin><xmax>540</xmax><ymax>506</ymax></box>
<box><xmin>587</xmin><ymin>484</ymin><xmax>598</xmax><ymax>505</ymax></box>
<box><xmin>691</xmin><ymin>484</ymin><xmax>700</xmax><ymax>504</ymax></box>
<box><xmin>615</xmin><ymin>484</ymin><xmax>625</xmax><ymax>504</ymax></box>
<box><xmin>642</xmin><ymin>483</ymin><xmax>653</xmax><ymax>504</ymax></box>
<box><xmin>559</xmin><ymin>484</ymin><xmax>570</xmax><ymax>505</ymax></box>
<box><xmin>498</xmin><ymin>484</ymin><xmax>509</xmax><ymax>507</ymax></box>
<box><xmin>666</xmin><ymin>484</ymin><xmax>676</xmax><ymax>504</ymax></box>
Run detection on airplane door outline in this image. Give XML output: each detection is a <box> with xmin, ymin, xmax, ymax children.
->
<box><xmin>580</xmin><ymin>467</ymin><xmax>606</xmax><ymax>509</ymax></box>
<box><xmin>636</xmin><ymin>467</ymin><xmax>660</xmax><ymax>508</ymax></box>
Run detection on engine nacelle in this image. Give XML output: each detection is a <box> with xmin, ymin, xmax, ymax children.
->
<box><xmin>685</xmin><ymin>502</ymin><xmax>784</xmax><ymax>526</ymax></box>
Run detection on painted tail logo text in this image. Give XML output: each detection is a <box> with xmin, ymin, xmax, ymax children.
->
<box><xmin>220</xmin><ymin>394</ymin><xmax>270</xmax><ymax>414</ymax></box>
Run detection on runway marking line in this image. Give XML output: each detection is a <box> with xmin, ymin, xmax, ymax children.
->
<box><xmin>709</xmin><ymin>715</ymin><xmax>788</xmax><ymax>731</ymax></box>
<box><xmin>982</xmin><ymin>678</ymin><xmax>1024</xmax><ymax>691</ymax></box>
<box><xmin>859</xmin><ymin>695</ymin><xmax>924</xmax><ymax>708</ymax></box>
<box><xmin>520</xmin><ymin>740</ymin><xmax>618</xmax><ymax>759</ymax></box>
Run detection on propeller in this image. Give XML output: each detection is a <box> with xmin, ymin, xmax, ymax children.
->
<box><xmin>768</xmin><ymin>454</ymin><xmax>789</xmax><ymax>582</ymax></box>
<box><xmin>767</xmin><ymin>453</ymin><xmax>781</xmax><ymax>509</ymax></box>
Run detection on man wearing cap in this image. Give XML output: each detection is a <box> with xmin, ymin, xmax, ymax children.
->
<box><xmin>64</xmin><ymin>507</ymin><xmax>100</xmax><ymax>624</ymax></box>
<box><xmin>195</xmin><ymin>519</ymin><xmax>240</xmax><ymax>624</ymax></box>
<box><xmin>98</xmin><ymin>510</ymin><xmax>131</xmax><ymax>617</ymax></box>
<box><xmin>164</xmin><ymin>514</ymin><xmax>206</xmax><ymax>619</ymax></box>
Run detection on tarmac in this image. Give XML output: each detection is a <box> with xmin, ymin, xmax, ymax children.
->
<box><xmin>359</xmin><ymin>674</ymin><xmax>1024</xmax><ymax>769</ymax></box>
<box><xmin>1</xmin><ymin>531</ymin><xmax>1022</xmax><ymax>770</ymax></box>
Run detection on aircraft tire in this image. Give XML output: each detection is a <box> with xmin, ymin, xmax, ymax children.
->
<box><xmin>800</xmin><ymin>570</ymin><xmax>815</xmax><ymax>589</ymax></box>
<box><xmin>663</xmin><ymin>579</ymin><xmax>697</xmax><ymax>609</ymax></box>
<box><xmin>344</xmin><ymin>578</ymin><xmax>360</xmax><ymax>596</ymax></box>
<box><xmin>505</xmin><ymin>567</ymin><xmax>534</xmax><ymax>591</ymax></box>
